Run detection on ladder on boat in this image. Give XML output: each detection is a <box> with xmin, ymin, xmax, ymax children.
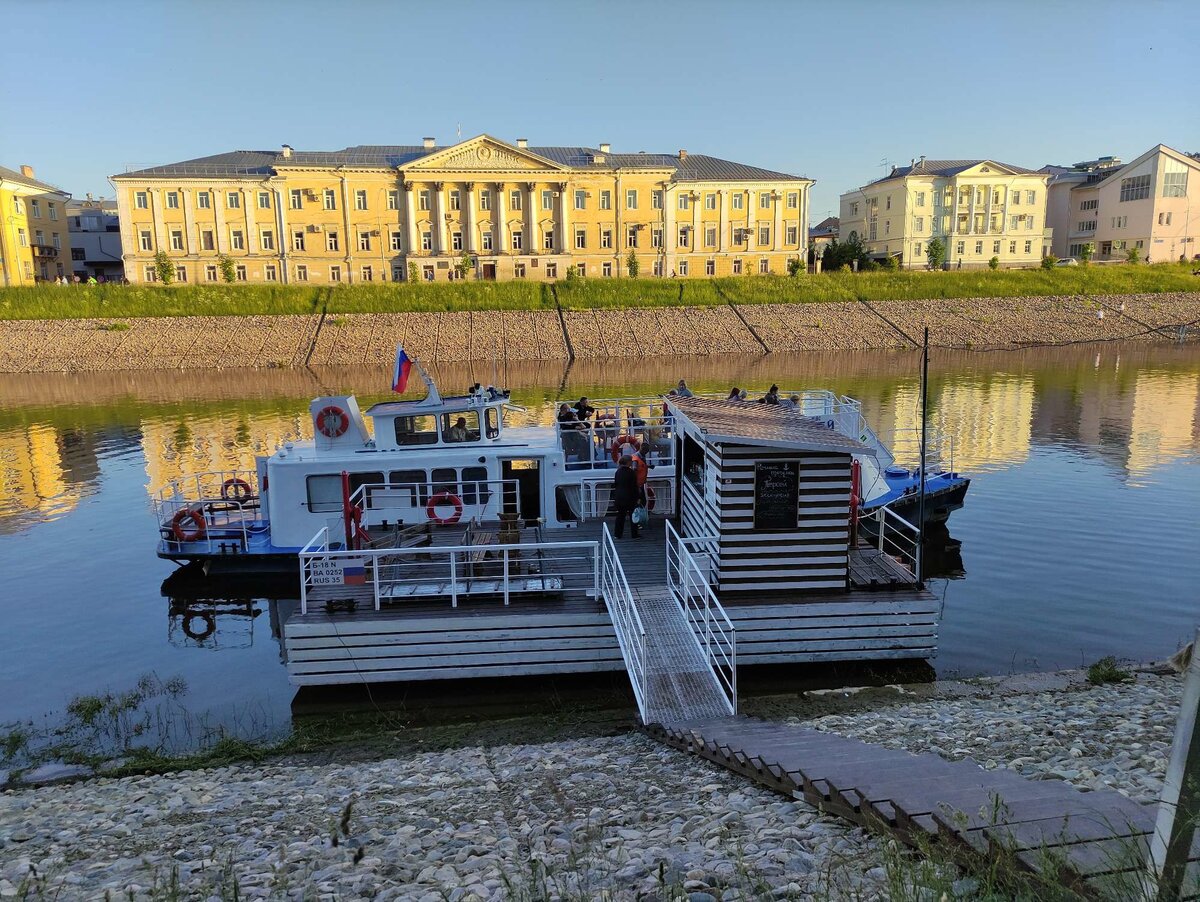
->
<box><xmin>599</xmin><ymin>523</ymin><xmax>736</xmax><ymax>725</ymax></box>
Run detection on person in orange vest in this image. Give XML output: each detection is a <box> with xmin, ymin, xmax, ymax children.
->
<box><xmin>623</xmin><ymin>441</ymin><xmax>651</xmax><ymax>508</ymax></box>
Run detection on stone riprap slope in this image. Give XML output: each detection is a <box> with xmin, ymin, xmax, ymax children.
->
<box><xmin>1</xmin><ymin>293</ymin><xmax>1197</xmax><ymax>372</ymax></box>
<box><xmin>0</xmin><ymin>735</ymin><xmax>885</xmax><ymax>901</ymax></box>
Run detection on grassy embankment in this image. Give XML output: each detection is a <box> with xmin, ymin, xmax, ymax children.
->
<box><xmin>0</xmin><ymin>263</ymin><xmax>1196</xmax><ymax>320</ymax></box>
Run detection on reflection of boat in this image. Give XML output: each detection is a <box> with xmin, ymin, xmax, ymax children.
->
<box><xmin>166</xmin><ymin>596</ymin><xmax>262</xmax><ymax>649</ymax></box>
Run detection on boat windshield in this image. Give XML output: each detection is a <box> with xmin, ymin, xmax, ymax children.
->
<box><xmin>441</xmin><ymin>410</ymin><xmax>481</xmax><ymax>443</ymax></box>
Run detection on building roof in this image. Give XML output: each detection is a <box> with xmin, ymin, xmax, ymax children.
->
<box><xmin>0</xmin><ymin>164</ymin><xmax>69</xmax><ymax>195</ymax></box>
<box><xmin>667</xmin><ymin>396</ymin><xmax>873</xmax><ymax>455</ymax></box>
<box><xmin>113</xmin><ymin>138</ymin><xmax>809</xmax><ymax>182</ymax></box>
<box><xmin>810</xmin><ymin>216</ymin><xmax>839</xmax><ymax>235</ymax></box>
<box><xmin>868</xmin><ymin>158</ymin><xmax>1041</xmax><ymax>185</ymax></box>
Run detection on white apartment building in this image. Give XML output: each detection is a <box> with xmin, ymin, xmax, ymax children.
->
<box><xmin>67</xmin><ymin>196</ymin><xmax>124</xmax><ymax>281</ymax></box>
<box><xmin>839</xmin><ymin>158</ymin><xmax>1052</xmax><ymax>269</ymax></box>
<box><xmin>1044</xmin><ymin>144</ymin><xmax>1200</xmax><ymax>262</ymax></box>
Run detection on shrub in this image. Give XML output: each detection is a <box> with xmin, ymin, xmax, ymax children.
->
<box><xmin>1086</xmin><ymin>656</ymin><xmax>1133</xmax><ymax>685</ymax></box>
<box><xmin>787</xmin><ymin>257</ymin><xmax>803</xmax><ymax>277</ymax></box>
<box><xmin>218</xmin><ymin>254</ymin><xmax>237</xmax><ymax>284</ymax></box>
<box><xmin>1041</xmin><ymin>255</ymin><xmax>1058</xmax><ymax>271</ymax></box>
<box><xmin>925</xmin><ymin>237</ymin><xmax>946</xmax><ymax>270</ymax></box>
<box><xmin>882</xmin><ymin>255</ymin><xmax>899</xmax><ymax>272</ymax></box>
<box><xmin>625</xmin><ymin>250</ymin><xmax>639</xmax><ymax>278</ymax></box>
<box><xmin>1126</xmin><ymin>246</ymin><xmax>1141</xmax><ymax>265</ymax></box>
<box><xmin>154</xmin><ymin>251</ymin><xmax>174</xmax><ymax>285</ymax></box>
<box><xmin>988</xmin><ymin>256</ymin><xmax>1000</xmax><ymax>271</ymax></box>
<box><xmin>1079</xmin><ymin>242</ymin><xmax>1094</xmax><ymax>264</ymax></box>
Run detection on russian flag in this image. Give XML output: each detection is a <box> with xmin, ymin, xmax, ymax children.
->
<box><xmin>392</xmin><ymin>346</ymin><xmax>412</xmax><ymax>394</ymax></box>
<box><xmin>343</xmin><ymin>564</ymin><xmax>366</xmax><ymax>586</ymax></box>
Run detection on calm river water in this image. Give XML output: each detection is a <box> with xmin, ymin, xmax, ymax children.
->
<box><xmin>2</xmin><ymin>344</ymin><xmax>1198</xmax><ymax>733</ymax></box>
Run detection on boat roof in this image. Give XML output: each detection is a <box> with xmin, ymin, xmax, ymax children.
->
<box><xmin>363</xmin><ymin>396</ymin><xmax>479</xmax><ymax>416</ymax></box>
<box><xmin>668</xmin><ymin>396</ymin><xmax>874</xmax><ymax>455</ymax></box>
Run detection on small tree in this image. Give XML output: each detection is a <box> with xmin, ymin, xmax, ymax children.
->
<box><xmin>988</xmin><ymin>256</ymin><xmax>1000</xmax><ymax>271</ymax></box>
<box><xmin>787</xmin><ymin>256</ymin><xmax>803</xmax><ymax>277</ymax></box>
<box><xmin>154</xmin><ymin>251</ymin><xmax>175</xmax><ymax>285</ymax></box>
<box><xmin>882</xmin><ymin>255</ymin><xmax>898</xmax><ymax>271</ymax></box>
<box><xmin>926</xmin><ymin>237</ymin><xmax>946</xmax><ymax>270</ymax></box>
<box><xmin>218</xmin><ymin>254</ymin><xmax>237</xmax><ymax>284</ymax></box>
<box><xmin>1041</xmin><ymin>254</ymin><xmax>1058</xmax><ymax>271</ymax></box>
<box><xmin>625</xmin><ymin>250</ymin><xmax>639</xmax><ymax>278</ymax></box>
<box><xmin>564</xmin><ymin>265</ymin><xmax>579</xmax><ymax>284</ymax></box>
<box><xmin>1126</xmin><ymin>246</ymin><xmax>1140</xmax><ymax>264</ymax></box>
<box><xmin>407</xmin><ymin>262</ymin><xmax>419</xmax><ymax>282</ymax></box>
<box><xmin>454</xmin><ymin>253</ymin><xmax>472</xmax><ymax>279</ymax></box>
<box><xmin>1079</xmin><ymin>243</ymin><xmax>1094</xmax><ymax>265</ymax></box>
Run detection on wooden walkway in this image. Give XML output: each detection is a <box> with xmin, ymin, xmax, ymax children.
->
<box><xmin>648</xmin><ymin>716</ymin><xmax>1197</xmax><ymax>895</ymax></box>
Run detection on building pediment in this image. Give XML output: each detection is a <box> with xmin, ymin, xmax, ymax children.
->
<box><xmin>957</xmin><ymin>161</ymin><xmax>1028</xmax><ymax>178</ymax></box>
<box><xmin>405</xmin><ymin>136</ymin><xmax>566</xmax><ymax>173</ymax></box>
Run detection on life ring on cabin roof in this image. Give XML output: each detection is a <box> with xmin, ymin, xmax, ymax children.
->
<box><xmin>610</xmin><ymin>434</ymin><xmax>643</xmax><ymax>462</ymax></box>
<box><xmin>315</xmin><ymin>405</ymin><xmax>350</xmax><ymax>439</ymax></box>
<box><xmin>221</xmin><ymin>477</ymin><xmax>253</xmax><ymax>501</ymax></box>
<box><xmin>170</xmin><ymin>507</ymin><xmax>206</xmax><ymax>542</ymax></box>
<box><xmin>425</xmin><ymin>491</ymin><xmax>464</xmax><ymax>526</ymax></box>
<box><xmin>182</xmin><ymin>611</ymin><xmax>216</xmax><ymax>641</ymax></box>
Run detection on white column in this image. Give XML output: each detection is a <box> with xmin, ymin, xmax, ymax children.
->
<box><xmin>773</xmin><ymin>188</ymin><xmax>782</xmax><ymax>251</ymax></box>
<box><xmin>664</xmin><ymin>186</ymin><xmax>676</xmax><ymax>274</ymax></box>
<box><xmin>182</xmin><ymin>189</ymin><xmax>197</xmax><ymax>255</ymax></box>
<box><xmin>404</xmin><ymin>183</ymin><xmax>418</xmax><ymax>254</ymax></box>
<box><xmin>719</xmin><ymin>189</ymin><xmax>729</xmax><ymax>252</ymax></box>
<box><xmin>275</xmin><ymin>185</ymin><xmax>289</xmax><ymax>283</ymax></box>
<box><xmin>494</xmin><ymin>183</ymin><xmax>506</xmax><ymax>254</ymax></box>
<box><xmin>526</xmin><ymin>182</ymin><xmax>537</xmax><ymax>255</ymax></box>
<box><xmin>558</xmin><ymin>183</ymin><xmax>570</xmax><ymax>257</ymax></box>
<box><xmin>465</xmin><ymin>183</ymin><xmax>477</xmax><ymax>253</ymax></box>
<box><xmin>150</xmin><ymin>189</ymin><xmax>167</xmax><ymax>250</ymax></box>
<box><xmin>433</xmin><ymin>183</ymin><xmax>446</xmax><ymax>255</ymax></box>
<box><xmin>214</xmin><ymin>188</ymin><xmax>229</xmax><ymax>254</ymax></box>
<box><xmin>245</xmin><ymin>188</ymin><xmax>257</xmax><ymax>255</ymax></box>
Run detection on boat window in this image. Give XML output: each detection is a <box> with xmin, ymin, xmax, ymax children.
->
<box><xmin>432</xmin><ymin>467</ymin><xmax>458</xmax><ymax>497</ymax></box>
<box><xmin>350</xmin><ymin>471</ymin><xmax>384</xmax><ymax>506</ymax></box>
<box><xmin>306</xmin><ymin>475</ymin><xmax>343</xmax><ymax>513</ymax></box>
<box><xmin>393</xmin><ymin>415</ymin><xmax>438</xmax><ymax>446</ymax></box>
<box><xmin>388</xmin><ymin>469</ymin><xmax>427</xmax><ymax>505</ymax></box>
<box><xmin>441</xmin><ymin>410</ymin><xmax>480</xmax><ymax>443</ymax></box>
<box><xmin>462</xmin><ymin>466</ymin><xmax>489</xmax><ymax>505</ymax></box>
<box><xmin>485</xmin><ymin>407</ymin><xmax>500</xmax><ymax>439</ymax></box>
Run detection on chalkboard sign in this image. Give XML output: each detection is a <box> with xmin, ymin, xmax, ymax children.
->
<box><xmin>753</xmin><ymin>461</ymin><xmax>800</xmax><ymax>530</ymax></box>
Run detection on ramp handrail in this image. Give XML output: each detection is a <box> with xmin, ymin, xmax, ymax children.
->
<box><xmin>860</xmin><ymin>504</ymin><xmax>922</xmax><ymax>579</ymax></box>
<box><xmin>600</xmin><ymin>522</ymin><xmax>648</xmax><ymax>721</ymax></box>
<box><xmin>665</xmin><ymin>521</ymin><xmax>737</xmax><ymax>715</ymax></box>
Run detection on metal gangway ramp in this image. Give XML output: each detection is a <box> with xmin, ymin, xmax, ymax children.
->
<box><xmin>599</xmin><ymin>522</ymin><xmax>736</xmax><ymax>725</ymax></box>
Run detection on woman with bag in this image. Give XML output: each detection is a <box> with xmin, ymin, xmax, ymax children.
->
<box><xmin>612</xmin><ymin>456</ymin><xmax>640</xmax><ymax>539</ymax></box>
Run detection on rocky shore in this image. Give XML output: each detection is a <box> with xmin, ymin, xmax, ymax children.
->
<box><xmin>0</xmin><ymin>668</ymin><xmax>1183</xmax><ymax>899</ymax></box>
<box><xmin>1</xmin><ymin>293</ymin><xmax>1197</xmax><ymax>373</ymax></box>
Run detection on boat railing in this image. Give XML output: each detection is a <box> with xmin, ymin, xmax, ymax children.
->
<box><xmin>885</xmin><ymin>429</ymin><xmax>956</xmax><ymax>474</ymax></box>
<box><xmin>298</xmin><ymin>525</ymin><xmax>601</xmax><ymax>614</ymax></box>
<box><xmin>578</xmin><ymin>476</ymin><xmax>676</xmax><ymax>520</ymax></box>
<box><xmin>348</xmin><ymin>478</ymin><xmax>522</xmax><ymax>527</ymax></box>
<box><xmin>153</xmin><ymin>469</ymin><xmax>260</xmax><ymax>507</ymax></box>
<box><xmin>556</xmin><ymin>413</ymin><xmax>676</xmax><ymax>472</ymax></box>
<box><xmin>600</xmin><ymin>522</ymin><xmax>648</xmax><ymax>721</ymax></box>
<box><xmin>154</xmin><ymin>469</ymin><xmax>262</xmax><ymax>554</ymax></box>
<box><xmin>665</xmin><ymin>521</ymin><xmax>737</xmax><ymax>715</ymax></box>
<box><xmin>859</xmin><ymin>504</ymin><xmax>922</xmax><ymax>579</ymax></box>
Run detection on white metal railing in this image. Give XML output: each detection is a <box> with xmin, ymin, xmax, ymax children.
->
<box><xmin>886</xmin><ymin>429</ymin><xmax>956</xmax><ymax>474</ymax></box>
<box><xmin>600</xmin><ymin>522</ymin><xmax>648</xmax><ymax>721</ymax></box>
<box><xmin>557</xmin><ymin>407</ymin><xmax>676</xmax><ymax>472</ymax></box>
<box><xmin>299</xmin><ymin>526</ymin><xmax>601</xmax><ymax>614</ymax></box>
<box><xmin>153</xmin><ymin>469</ymin><xmax>263</xmax><ymax>553</ymax></box>
<box><xmin>859</xmin><ymin>504</ymin><xmax>921</xmax><ymax>579</ymax></box>
<box><xmin>578</xmin><ymin>477</ymin><xmax>676</xmax><ymax>520</ymax></box>
<box><xmin>665</xmin><ymin>521</ymin><xmax>737</xmax><ymax>715</ymax></box>
<box><xmin>349</xmin><ymin>478</ymin><xmax>522</xmax><ymax>528</ymax></box>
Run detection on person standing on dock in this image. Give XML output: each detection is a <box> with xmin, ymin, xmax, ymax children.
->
<box><xmin>612</xmin><ymin>455</ymin><xmax>640</xmax><ymax>539</ymax></box>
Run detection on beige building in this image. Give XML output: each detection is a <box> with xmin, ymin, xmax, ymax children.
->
<box><xmin>0</xmin><ymin>164</ymin><xmax>72</xmax><ymax>285</ymax></box>
<box><xmin>839</xmin><ymin>158</ymin><xmax>1052</xmax><ymax>269</ymax></box>
<box><xmin>111</xmin><ymin>134</ymin><xmax>813</xmax><ymax>284</ymax></box>
<box><xmin>1044</xmin><ymin>144</ymin><xmax>1200</xmax><ymax>262</ymax></box>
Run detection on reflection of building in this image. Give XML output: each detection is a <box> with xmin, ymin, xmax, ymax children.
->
<box><xmin>1127</xmin><ymin>372</ymin><xmax>1200</xmax><ymax>479</ymax></box>
<box><xmin>0</xmin><ymin>424</ymin><xmax>90</xmax><ymax>533</ymax></box>
<box><xmin>0</xmin><ymin>164</ymin><xmax>73</xmax><ymax>285</ymax></box>
<box><xmin>141</xmin><ymin>412</ymin><xmax>308</xmax><ymax>492</ymax></box>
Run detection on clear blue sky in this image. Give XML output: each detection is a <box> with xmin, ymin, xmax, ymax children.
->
<box><xmin>3</xmin><ymin>0</ymin><xmax>1197</xmax><ymax>220</ymax></box>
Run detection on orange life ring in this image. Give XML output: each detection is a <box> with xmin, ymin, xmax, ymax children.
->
<box><xmin>171</xmin><ymin>507</ymin><xmax>206</xmax><ymax>542</ymax></box>
<box><xmin>315</xmin><ymin>405</ymin><xmax>350</xmax><ymax>438</ymax></box>
<box><xmin>221</xmin><ymin>477</ymin><xmax>253</xmax><ymax>501</ymax></box>
<box><xmin>610</xmin><ymin>434</ymin><xmax>643</xmax><ymax>463</ymax></box>
<box><xmin>425</xmin><ymin>491</ymin><xmax>464</xmax><ymax>525</ymax></box>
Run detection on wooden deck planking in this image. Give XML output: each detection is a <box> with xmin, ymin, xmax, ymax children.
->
<box><xmin>648</xmin><ymin>715</ymin><xmax>1165</xmax><ymax>894</ymax></box>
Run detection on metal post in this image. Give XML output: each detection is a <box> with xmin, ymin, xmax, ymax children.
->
<box><xmin>300</xmin><ymin>555</ymin><xmax>309</xmax><ymax>615</ymax></box>
<box><xmin>1145</xmin><ymin>629</ymin><xmax>1200</xmax><ymax>901</ymax></box>
<box><xmin>373</xmin><ymin>555</ymin><xmax>381</xmax><ymax>612</ymax></box>
<box><xmin>502</xmin><ymin>548</ymin><xmax>510</xmax><ymax>606</ymax></box>
<box><xmin>593</xmin><ymin>542</ymin><xmax>601</xmax><ymax>600</ymax></box>
<box><xmin>917</xmin><ymin>327</ymin><xmax>929</xmax><ymax>584</ymax></box>
<box><xmin>449</xmin><ymin>551</ymin><xmax>458</xmax><ymax>608</ymax></box>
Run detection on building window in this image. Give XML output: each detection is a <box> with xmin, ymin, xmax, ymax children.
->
<box><xmin>574</xmin><ymin>190</ymin><xmax>586</xmax><ymax>210</ymax></box>
<box><xmin>732</xmin><ymin>194</ymin><xmax>744</xmax><ymax>211</ymax></box>
<box><xmin>170</xmin><ymin>230</ymin><xmax>184</xmax><ymax>251</ymax></box>
<box><xmin>653</xmin><ymin>260</ymin><xmax>663</xmax><ymax>276</ymax></box>
<box><xmin>627</xmin><ymin>226</ymin><xmax>638</xmax><ymax>248</ymax></box>
<box><xmin>448</xmin><ymin>232</ymin><xmax>462</xmax><ymax>252</ymax></box>
<box><xmin>850</xmin><ymin>202</ymin><xmax>859</xmax><ymax>215</ymax></box>
<box><xmin>758</xmin><ymin>226</ymin><xmax>770</xmax><ymax>246</ymax></box>
<box><xmin>330</xmin><ymin>265</ymin><xmax>341</xmax><ymax>282</ymax></box>
<box><xmin>293</xmin><ymin>231</ymin><xmax>306</xmax><ymax>251</ymax></box>
<box><xmin>421</xmin><ymin>232</ymin><xmax>432</xmax><ymax>251</ymax></box>
<box><xmin>201</xmin><ymin>230</ymin><xmax>215</xmax><ymax>251</ymax></box>
<box><xmin>544</xmin><ymin>231</ymin><xmax>554</xmax><ymax>250</ymax></box>
<box><xmin>418</xmin><ymin>190</ymin><xmax>430</xmax><ymax>211</ymax></box>
<box><xmin>482</xmin><ymin>232</ymin><xmax>494</xmax><ymax>251</ymax></box>
<box><xmin>886</xmin><ymin>195</ymin><xmax>892</xmax><ymax>211</ymax></box>
<box><xmin>361</xmin><ymin>265</ymin><xmax>373</xmax><ymax>281</ymax></box>
<box><xmin>678</xmin><ymin>193</ymin><xmax>689</xmax><ymax>211</ymax></box>
<box><xmin>601</xmin><ymin>229</ymin><xmax>613</xmax><ymax>249</ymax></box>
<box><xmin>387</xmin><ymin>189</ymin><xmax>399</xmax><ymax>210</ymax></box>
<box><xmin>576</xmin><ymin>263</ymin><xmax>586</xmax><ymax>277</ymax></box>
<box><xmin>706</xmin><ymin>259</ymin><xmax>715</xmax><ymax>276</ymax></box>
<box><xmin>1025</xmin><ymin>190</ymin><xmax>1035</xmax><ymax>205</ymax></box>
<box><xmin>652</xmin><ymin>191</ymin><xmax>663</xmax><ymax>210</ymax></box>
<box><xmin>34</xmin><ymin>229</ymin><xmax>43</xmax><ymax>246</ymax></box>
<box><xmin>135</xmin><ymin>191</ymin><xmax>148</xmax><ymax>209</ymax></box>
<box><xmin>261</xmin><ymin>230</ymin><xmax>275</xmax><ymax>251</ymax></box>
<box><xmin>358</xmin><ymin>232</ymin><xmax>371</xmax><ymax>251</ymax></box>
<box><xmin>786</xmin><ymin>192</ymin><xmax>798</xmax><ymax>210</ymax></box>
<box><xmin>678</xmin><ymin>227</ymin><xmax>689</xmax><ymax>248</ymax></box>
<box><xmin>513</xmin><ymin>263</ymin><xmax>526</xmax><ymax>278</ymax></box>
<box><xmin>1163</xmin><ymin>169</ymin><xmax>1188</xmax><ymax>197</ymax></box>
<box><xmin>71</xmin><ymin>247</ymin><xmax>85</xmax><ymax>261</ymax></box>
<box><xmin>706</xmin><ymin>193</ymin><xmax>717</xmax><ymax>210</ymax></box>
<box><xmin>599</xmin><ymin>190</ymin><xmax>612</xmax><ymax>210</ymax></box>
<box><xmin>732</xmin><ymin>258</ymin><xmax>742</xmax><ymax>274</ymax></box>
<box><xmin>139</xmin><ymin>230</ymin><xmax>152</xmax><ymax>251</ymax></box>
<box><xmin>291</xmin><ymin>189</ymin><xmax>303</xmax><ymax>209</ymax></box>
<box><xmin>885</xmin><ymin>221</ymin><xmax>890</xmax><ymax>235</ymax></box>
<box><xmin>627</xmin><ymin>190</ymin><xmax>639</xmax><ymax>210</ymax></box>
<box><xmin>166</xmin><ymin>192</ymin><xmax>179</xmax><ymax>209</ymax></box>
<box><xmin>197</xmin><ymin>191</ymin><xmax>210</xmax><ymax>209</ymax></box>
<box><xmin>355</xmin><ymin>190</ymin><xmax>368</xmax><ymax>211</ymax></box>
<box><xmin>320</xmin><ymin>189</ymin><xmax>334</xmax><ymax>210</ymax></box>
<box><xmin>1080</xmin><ymin>199</ymin><xmax>1098</xmax><ymax>211</ymax></box>
<box><xmin>1010</xmin><ymin>241</ymin><xmax>1017</xmax><ymax>254</ymax></box>
<box><xmin>391</xmin><ymin>231</ymin><xmax>403</xmax><ymax>251</ymax></box>
<box><xmin>230</xmin><ymin>230</ymin><xmax>245</xmax><ymax>250</ymax></box>
<box><xmin>575</xmin><ymin>229</ymin><xmax>586</xmax><ymax>249</ymax></box>
<box><xmin>786</xmin><ymin>225</ymin><xmax>798</xmax><ymax>244</ymax></box>
<box><xmin>1119</xmin><ymin>175</ymin><xmax>1151</xmax><ymax>202</ymax></box>
<box><xmin>511</xmin><ymin>231</ymin><xmax>522</xmax><ymax>251</ymax></box>
<box><xmin>296</xmin><ymin>265</ymin><xmax>308</xmax><ymax>282</ymax></box>
<box><xmin>955</xmin><ymin>241</ymin><xmax>964</xmax><ymax>255</ymax></box>
<box><xmin>227</xmin><ymin>192</ymin><xmax>240</xmax><ymax>209</ymax></box>
<box><xmin>1113</xmin><ymin>216</ymin><xmax>1127</xmax><ymax>228</ymax></box>
<box><xmin>914</xmin><ymin>243</ymin><xmax>922</xmax><ymax>257</ymax></box>
<box><xmin>759</xmin><ymin>259</ymin><xmax>769</xmax><ymax>274</ymax></box>
<box><xmin>757</xmin><ymin>192</ymin><xmax>770</xmax><ymax>209</ymax></box>
<box><xmin>914</xmin><ymin>216</ymin><xmax>924</xmax><ymax>232</ymax></box>
<box><xmin>1158</xmin><ymin>212</ymin><xmax>1173</xmax><ymax>226</ymax></box>
<box><xmin>422</xmin><ymin>265</ymin><xmax>434</xmax><ymax>281</ymax></box>
<box><xmin>915</xmin><ymin>191</ymin><xmax>925</xmax><ymax>207</ymax></box>
<box><xmin>509</xmin><ymin>190</ymin><xmax>522</xmax><ymax>211</ymax></box>
<box><xmin>449</xmin><ymin>190</ymin><xmax>461</xmax><ymax>211</ymax></box>
<box><xmin>323</xmin><ymin>231</ymin><xmax>338</xmax><ymax>251</ymax></box>
<box><xmin>602</xmin><ymin>261</ymin><xmax>612</xmax><ymax>277</ymax></box>
<box><xmin>479</xmin><ymin>190</ymin><xmax>490</xmax><ymax>211</ymax></box>
<box><xmin>1024</xmin><ymin>241</ymin><xmax>1032</xmax><ymax>253</ymax></box>
<box><xmin>541</xmin><ymin>189</ymin><xmax>554</xmax><ymax>210</ymax></box>
<box><xmin>144</xmin><ymin>265</ymin><xmax>157</xmax><ymax>282</ymax></box>
<box><xmin>392</xmin><ymin>265</ymin><xmax>403</xmax><ymax>281</ymax></box>
<box><xmin>205</xmin><ymin>265</ymin><xmax>218</xmax><ymax>281</ymax></box>
<box><xmin>258</xmin><ymin>191</ymin><xmax>271</xmax><ymax>209</ymax></box>
<box><xmin>651</xmin><ymin>228</ymin><xmax>662</xmax><ymax>249</ymax></box>
<box><xmin>170</xmin><ymin>265</ymin><xmax>185</xmax><ymax>282</ymax></box>
<box><xmin>546</xmin><ymin>262</ymin><xmax>557</xmax><ymax>278</ymax></box>
<box><xmin>993</xmin><ymin>240</ymin><xmax>1001</xmax><ymax>254</ymax></box>
<box><xmin>678</xmin><ymin>260</ymin><xmax>689</xmax><ymax>276</ymax></box>
<box><xmin>236</xmin><ymin>265</ymin><xmax>247</xmax><ymax>281</ymax></box>
<box><xmin>975</xmin><ymin>240</ymin><xmax>983</xmax><ymax>254</ymax></box>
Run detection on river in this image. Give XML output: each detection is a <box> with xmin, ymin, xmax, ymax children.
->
<box><xmin>1</xmin><ymin>343</ymin><xmax>1198</xmax><ymax>736</ymax></box>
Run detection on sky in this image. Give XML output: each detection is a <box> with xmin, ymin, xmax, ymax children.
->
<box><xmin>3</xmin><ymin>0</ymin><xmax>1198</xmax><ymax>220</ymax></box>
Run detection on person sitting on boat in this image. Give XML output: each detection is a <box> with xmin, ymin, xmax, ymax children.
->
<box><xmin>574</xmin><ymin>397</ymin><xmax>596</xmax><ymax>423</ymax></box>
<box><xmin>727</xmin><ymin>387</ymin><xmax>742</xmax><ymax>401</ymax></box>
<box><xmin>557</xmin><ymin>404</ymin><xmax>588</xmax><ymax>461</ymax></box>
<box><xmin>779</xmin><ymin>394</ymin><xmax>800</xmax><ymax>410</ymax></box>
<box><xmin>446</xmin><ymin>416</ymin><xmax>471</xmax><ymax>443</ymax></box>
<box><xmin>758</xmin><ymin>385</ymin><xmax>780</xmax><ymax>405</ymax></box>
<box><xmin>675</xmin><ymin>379</ymin><xmax>694</xmax><ymax>398</ymax></box>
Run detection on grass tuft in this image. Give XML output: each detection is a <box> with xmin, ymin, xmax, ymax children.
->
<box><xmin>1086</xmin><ymin>656</ymin><xmax>1135</xmax><ymax>685</ymax></box>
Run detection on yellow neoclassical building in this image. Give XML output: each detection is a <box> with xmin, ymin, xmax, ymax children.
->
<box><xmin>111</xmin><ymin>134</ymin><xmax>813</xmax><ymax>284</ymax></box>
<box><xmin>839</xmin><ymin>158</ymin><xmax>1052</xmax><ymax>269</ymax></box>
<box><xmin>0</xmin><ymin>164</ymin><xmax>73</xmax><ymax>285</ymax></box>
